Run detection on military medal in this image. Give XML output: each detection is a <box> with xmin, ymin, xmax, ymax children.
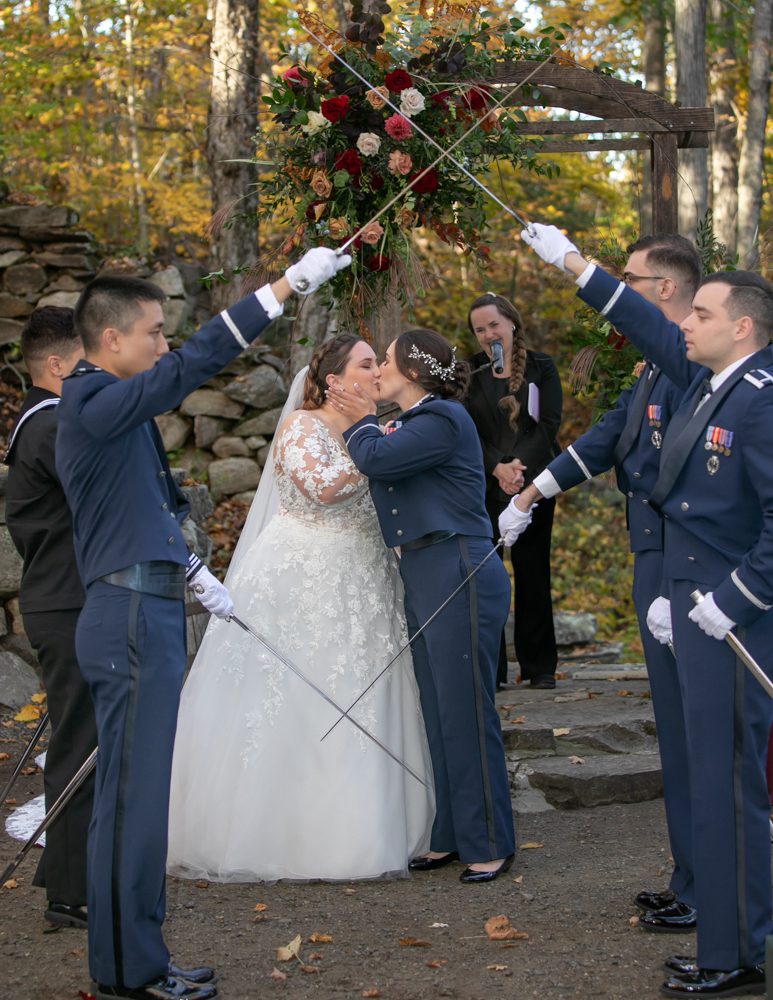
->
<box><xmin>707</xmin><ymin>455</ymin><xmax>720</xmax><ymax>475</ymax></box>
<box><xmin>705</xmin><ymin>425</ymin><xmax>733</xmax><ymax>457</ymax></box>
<box><xmin>651</xmin><ymin>430</ymin><xmax>662</xmax><ymax>449</ymax></box>
<box><xmin>647</xmin><ymin>404</ymin><xmax>662</xmax><ymax>429</ymax></box>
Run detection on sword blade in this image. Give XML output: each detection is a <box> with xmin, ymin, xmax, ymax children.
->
<box><xmin>320</xmin><ymin>539</ymin><xmax>505</xmax><ymax>742</ymax></box>
<box><xmin>690</xmin><ymin>589</ymin><xmax>773</xmax><ymax>701</ymax></box>
<box><xmin>227</xmin><ymin>614</ymin><xmax>429</xmax><ymax>788</ymax></box>
<box><xmin>0</xmin><ymin>711</ymin><xmax>49</xmax><ymax>809</ymax></box>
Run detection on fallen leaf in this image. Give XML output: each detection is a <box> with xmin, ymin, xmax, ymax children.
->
<box><xmin>484</xmin><ymin>915</ymin><xmax>529</xmax><ymax>941</ymax></box>
<box><xmin>2</xmin><ymin>720</ymin><xmax>15</xmax><ymax>728</ymax></box>
<box><xmin>309</xmin><ymin>932</ymin><xmax>333</xmax><ymax>943</ymax></box>
<box><xmin>617</xmin><ymin>689</ymin><xmax>631</xmax><ymax>697</ymax></box>
<box><xmin>568</xmin><ymin>756</ymin><xmax>585</xmax><ymax>765</ymax></box>
<box><xmin>4</xmin><ymin>798</ymin><xmax>16</xmax><ymax>806</ymax></box>
<box><xmin>629</xmin><ymin>915</ymin><xmax>640</xmax><ymax>928</ymax></box>
<box><xmin>399</xmin><ymin>937</ymin><xmax>431</xmax><ymax>947</ymax></box>
<box><xmin>0</xmin><ymin>752</ymin><xmax>9</xmax><ymax>761</ymax></box>
<box><xmin>194</xmin><ymin>880</ymin><xmax>209</xmax><ymax>889</ymax></box>
<box><xmin>343</xmin><ymin>887</ymin><xmax>356</xmax><ymax>895</ymax></box>
<box><xmin>513</xmin><ymin>875</ymin><xmax>524</xmax><ymax>884</ymax></box>
<box><xmin>362</xmin><ymin>990</ymin><xmax>381</xmax><ymax>998</ymax></box>
<box><xmin>308</xmin><ymin>951</ymin><xmax>323</xmax><ymax>961</ymax></box>
<box><xmin>426</xmin><ymin>959</ymin><xmax>446</xmax><ymax>969</ymax></box>
<box><xmin>254</xmin><ymin>902</ymin><xmax>268</xmax><ymax>912</ymax></box>
<box><xmin>276</xmin><ymin>933</ymin><xmax>302</xmax><ymax>962</ymax></box>
<box><xmin>71</xmin><ymin>946</ymin><xmax>85</xmax><ymax>957</ymax></box>
<box><xmin>513</xmin><ymin>715</ymin><xmax>526</xmax><ymax>724</ymax></box>
<box><xmin>14</xmin><ymin>705</ymin><xmax>41</xmax><ymax>723</ymax></box>
<box><xmin>268</xmin><ymin>967</ymin><xmax>287</xmax><ymax>980</ymax></box>
<box><xmin>429</xmin><ymin>922</ymin><xmax>449</xmax><ymax>928</ymax></box>
<box><xmin>300</xmin><ymin>964</ymin><xmax>319</xmax><ymax>974</ymax></box>
<box><xmin>3</xmin><ymin>879</ymin><xmax>19</xmax><ymax>889</ymax></box>
<box><xmin>552</xmin><ymin>727</ymin><xmax>571</xmax><ymax>737</ymax></box>
<box><xmin>519</xmin><ymin>842</ymin><xmax>544</xmax><ymax>850</ymax></box>
<box><xmin>31</xmin><ymin>693</ymin><xmax>46</xmax><ymax>704</ymax></box>
<box><xmin>252</xmin><ymin>913</ymin><xmax>270</xmax><ymax>923</ymax></box>
<box><xmin>21</xmin><ymin>766</ymin><xmax>37</xmax><ymax>775</ymax></box>
<box><xmin>487</xmin><ymin>964</ymin><xmax>509</xmax><ymax>971</ymax></box>
<box><xmin>78</xmin><ymin>992</ymin><xmax>96</xmax><ymax>1000</ymax></box>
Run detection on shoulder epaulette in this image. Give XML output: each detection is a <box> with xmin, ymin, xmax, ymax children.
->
<box><xmin>743</xmin><ymin>369</ymin><xmax>773</xmax><ymax>389</ymax></box>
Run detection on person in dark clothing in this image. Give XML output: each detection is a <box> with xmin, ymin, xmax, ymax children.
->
<box><xmin>5</xmin><ymin>306</ymin><xmax>97</xmax><ymax>930</ymax></box>
<box><xmin>465</xmin><ymin>293</ymin><xmax>563</xmax><ymax>688</ymax></box>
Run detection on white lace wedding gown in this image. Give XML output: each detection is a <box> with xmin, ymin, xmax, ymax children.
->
<box><xmin>167</xmin><ymin>410</ymin><xmax>434</xmax><ymax>882</ymax></box>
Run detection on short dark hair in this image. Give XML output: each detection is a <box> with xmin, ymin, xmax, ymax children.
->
<box><xmin>74</xmin><ymin>275</ymin><xmax>166</xmax><ymax>353</ymax></box>
<box><xmin>394</xmin><ymin>328</ymin><xmax>470</xmax><ymax>400</ymax></box>
<box><xmin>20</xmin><ymin>306</ymin><xmax>81</xmax><ymax>370</ymax></box>
<box><xmin>701</xmin><ymin>271</ymin><xmax>773</xmax><ymax>345</ymax></box>
<box><xmin>627</xmin><ymin>234</ymin><xmax>702</xmax><ymax>298</ymax></box>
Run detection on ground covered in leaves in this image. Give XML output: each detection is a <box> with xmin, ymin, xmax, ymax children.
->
<box><xmin>2</xmin><ymin>709</ymin><xmax>693</xmax><ymax>1000</ymax></box>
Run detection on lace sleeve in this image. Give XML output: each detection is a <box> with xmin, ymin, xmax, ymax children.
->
<box><xmin>275</xmin><ymin>411</ymin><xmax>364</xmax><ymax>505</ymax></box>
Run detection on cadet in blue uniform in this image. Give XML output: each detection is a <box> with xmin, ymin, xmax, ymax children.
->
<box><xmin>509</xmin><ymin>235</ymin><xmax>702</xmax><ymax>932</ymax></box>
<box><xmin>333</xmin><ymin>328</ymin><xmax>515</xmax><ymax>883</ymax></box>
<box><xmin>55</xmin><ymin>248</ymin><xmax>349</xmax><ymax>1000</ymax></box>
<box><xmin>5</xmin><ymin>307</ymin><xmax>96</xmax><ymax>930</ymax></box>
<box><xmin>520</xmin><ymin>223</ymin><xmax>773</xmax><ymax>998</ymax></box>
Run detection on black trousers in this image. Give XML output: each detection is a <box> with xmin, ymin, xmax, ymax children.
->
<box><xmin>24</xmin><ymin>608</ymin><xmax>97</xmax><ymax>906</ymax></box>
<box><xmin>486</xmin><ymin>495</ymin><xmax>558</xmax><ymax>683</ymax></box>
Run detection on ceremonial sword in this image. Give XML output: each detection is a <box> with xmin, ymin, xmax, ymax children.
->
<box><xmin>226</xmin><ymin>613</ymin><xmax>430</xmax><ymax>788</ymax></box>
<box><xmin>0</xmin><ymin>711</ymin><xmax>49</xmax><ymax>809</ymax></box>
<box><xmin>320</xmin><ymin>539</ymin><xmax>506</xmax><ymax>742</ymax></box>
<box><xmin>690</xmin><ymin>590</ymin><xmax>773</xmax><ymax>701</ymax></box>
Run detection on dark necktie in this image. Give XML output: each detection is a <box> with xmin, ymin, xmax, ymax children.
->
<box><xmin>694</xmin><ymin>377</ymin><xmax>713</xmax><ymax>413</ymax></box>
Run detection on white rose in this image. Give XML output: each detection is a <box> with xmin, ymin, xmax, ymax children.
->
<box><xmin>399</xmin><ymin>87</ymin><xmax>426</xmax><ymax>117</ymax></box>
<box><xmin>356</xmin><ymin>132</ymin><xmax>381</xmax><ymax>156</ymax></box>
<box><xmin>301</xmin><ymin>110</ymin><xmax>331</xmax><ymax>135</ymax></box>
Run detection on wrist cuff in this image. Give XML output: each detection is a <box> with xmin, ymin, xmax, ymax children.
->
<box><xmin>575</xmin><ymin>262</ymin><xmax>596</xmax><ymax>289</ymax></box>
<box><xmin>532</xmin><ymin>469</ymin><xmax>561</xmax><ymax>499</ymax></box>
<box><xmin>256</xmin><ymin>284</ymin><xmax>284</xmax><ymax>320</ymax></box>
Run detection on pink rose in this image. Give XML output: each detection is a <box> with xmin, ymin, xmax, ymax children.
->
<box><xmin>387</xmin><ymin>150</ymin><xmax>413</xmax><ymax>176</ymax></box>
<box><xmin>384</xmin><ymin>114</ymin><xmax>413</xmax><ymax>141</ymax></box>
<box><xmin>360</xmin><ymin>219</ymin><xmax>385</xmax><ymax>246</ymax></box>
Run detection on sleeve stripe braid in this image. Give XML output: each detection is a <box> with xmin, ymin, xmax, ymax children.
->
<box><xmin>186</xmin><ymin>553</ymin><xmax>204</xmax><ymax>581</ymax></box>
<box><xmin>220</xmin><ymin>309</ymin><xmax>249</xmax><ymax>349</ymax></box>
<box><xmin>600</xmin><ymin>282</ymin><xmax>626</xmax><ymax>317</ymax></box>
<box><xmin>567</xmin><ymin>445</ymin><xmax>593</xmax><ymax>481</ymax></box>
<box><xmin>730</xmin><ymin>569</ymin><xmax>772</xmax><ymax>610</ymax></box>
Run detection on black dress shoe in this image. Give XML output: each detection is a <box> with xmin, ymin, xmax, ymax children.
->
<box><xmin>635</xmin><ymin>888</ymin><xmax>677</xmax><ymax>912</ymax></box>
<box><xmin>168</xmin><ymin>964</ymin><xmax>216</xmax><ymax>985</ymax></box>
<box><xmin>459</xmin><ymin>854</ymin><xmax>514</xmax><ymax>884</ymax></box>
<box><xmin>96</xmin><ymin>976</ymin><xmax>218</xmax><ymax>999</ymax></box>
<box><xmin>408</xmin><ymin>851</ymin><xmax>459</xmax><ymax>871</ymax></box>
<box><xmin>44</xmin><ymin>902</ymin><xmax>88</xmax><ymax>929</ymax></box>
<box><xmin>528</xmin><ymin>675</ymin><xmax>556</xmax><ymax>690</ymax></box>
<box><xmin>660</xmin><ymin>965</ymin><xmax>765</xmax><ymax>996</ymax></box>
<box><xmin>640</xmin><ymin>901</ymin><xmax>697</xmax><ymax>933</ymax></box>
<box><xmin>664</xmin><ymin>956</ymin><xmax>699</xmax><ymax>976</ymax></box>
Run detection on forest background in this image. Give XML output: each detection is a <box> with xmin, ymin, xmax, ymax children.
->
<box><xmin>1</xmin><ymin>0</ymin><xmax>771</xmax><ymax>657</ymax></box>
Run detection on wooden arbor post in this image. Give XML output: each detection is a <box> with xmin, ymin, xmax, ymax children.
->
<box><xmin>484</xmin><ymin>62</ymin><xmax>714</xmax><ymax>236</ymax></box>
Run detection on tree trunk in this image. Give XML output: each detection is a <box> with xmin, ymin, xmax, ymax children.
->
<box><xmin>674</xmin><ymin>0</ymin><xmax>709</xmax><ymax>237</ymax></box>
<box><xmin>121</xmin><ymin>0</ymin><xmax>150</xmax><ymax>255</ymax></box>
<box><xmin>709</xmin><ymin>0</ymin><xmax>738</xmax><ymax>256</ymax></box>
<box><xmin>737</xmin><ymin>0</ymin><xmax>773</xmax><ymax>268</ymax></box>
<box><xmin>207</xmin><ymin>0</ymin><xmax>259</xmax><ymax>311</ymax></box>
<box><xmin>641</xmin><ymin>0</ymin><xmax>667</xmax><ymax>235</ymax></box>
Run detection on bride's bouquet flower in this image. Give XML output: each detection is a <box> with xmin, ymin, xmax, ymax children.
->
<box><xmin>257</xmin><ymin>2</ymin><xmax>562</xmax><ymax>329</ymax></box>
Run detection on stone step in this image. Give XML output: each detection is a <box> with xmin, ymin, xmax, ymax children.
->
<box><xmin>521</xmin><ymin>752</ymin><xmax>663</xmax><ymax>810</ymax></box>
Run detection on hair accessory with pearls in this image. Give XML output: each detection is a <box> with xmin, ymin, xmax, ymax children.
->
<box><xmin>408</xmin><ymin>343</ymin><xmax>457</xmax><ymax>380</ymax></box>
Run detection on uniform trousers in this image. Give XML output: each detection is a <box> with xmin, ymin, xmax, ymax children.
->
<box><xmin>24</xmin><ymin>609</ymin><xmax>97</xmax><ymax>906</ymax></box>
<box><xmin>75</xmin><ymin>582</ymin><xmax>186</xmax><ymax>988</ymax></box>
<box><xmin>670</xmin><ymin>580</ymin><xmax>773</xmax><ymax>970</ymax></box>
<box><xmin>399</xmin><ymin>535</ymin><xmax>515</xmax><ymax>861</ymax></box>
<box><xmin>486</xmin><ymin>496</ymin><xmax>558</xmax><ymax>683</ymax></box>
<box><xmin>631</xmin><ymin>551</ymin><xmax>694</xmax><ymax>905</ymax></box>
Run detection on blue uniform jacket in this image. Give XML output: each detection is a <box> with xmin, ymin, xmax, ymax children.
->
<box><xmin>343</xmin><ymin>397</ymin><xmax>492</xmax><ymax>547</ymax></box>
<box><xmin>57</xmin><ymin>292</ymin><xmax>276</xmax><ymax>587</ymax></box>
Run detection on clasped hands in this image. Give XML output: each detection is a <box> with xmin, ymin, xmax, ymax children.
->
<box><xmin>646</xmin><ymin>593</ymin><xmax>736</xmax><ymax>647</ymax></box>
<box><xmin>494</xmin><ymin>459</ymin><xmax>526</xmax><ymax>496</ymax></box>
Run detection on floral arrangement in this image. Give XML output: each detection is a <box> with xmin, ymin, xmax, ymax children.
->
<box><xmin>256</xmin><ymin>2</ymin><xmax>564</xmax><ymax>331</ymax></box>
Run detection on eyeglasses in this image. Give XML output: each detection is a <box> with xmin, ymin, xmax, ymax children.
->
<box><xmin>623</xmin><ymin>272</ymin><xmax>666</xmax><ymax>285</ymax></box>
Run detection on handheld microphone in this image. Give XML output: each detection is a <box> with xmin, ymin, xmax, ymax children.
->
<box><xmin>491</xmin><ymin>340</ymin><xmax>505</xmax><ymax>375</ymax></box>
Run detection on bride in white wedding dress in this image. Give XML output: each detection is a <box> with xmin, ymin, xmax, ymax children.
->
<box><xmin>167</xmin><ymin>334</ymin><xmax>434</xmax><ymax>882</ymax></box>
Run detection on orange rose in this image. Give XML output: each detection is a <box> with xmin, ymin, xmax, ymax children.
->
<box><xmin>365</xmin><ymin>86</ymin><xmax>390</xmax><ymax>110</ymax></box>
<box><xmin>310</xmin><ymin>169</ymin><xmax>332</xmax><ymax>198</ymax></box>
<box><xmin>387</xmin><ymin>150</ymin><xmax>413</xmax><ymax>176</ymax></box>
<box><xmin>360</xmin><ymin>219</ymin><xmax>385</xmax><ymax>245</ymax></box>
<box><xmin>328</xmin><ymin>217</ymin><xmax>350</xmax><ymax>240</ymax></box>
<box><xmin>395</xmin><ymin>205</ymin><xmax>418</xmax><ymax>229</ymax></box>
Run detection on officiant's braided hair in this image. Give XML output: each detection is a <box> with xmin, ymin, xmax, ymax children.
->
<box><xmin>395</xmin><ymin>329</ymin><xmax>470</xmax><ymax>400</ymax></box>
<box><xmin>302</xmin><ymin>333</ymin><xmax>362</xmax><ymax>409</ymax></box>
<box><xmin>467</xmin><ymin>293</ymin><xmax>527</xmax><ymax>429</ymax></box>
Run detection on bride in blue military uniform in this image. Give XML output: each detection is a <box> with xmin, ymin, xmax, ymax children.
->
<box><xmin>332</xmin><ymin>328</ymin><xmax>516</xmax><ymax>881</ymax></box>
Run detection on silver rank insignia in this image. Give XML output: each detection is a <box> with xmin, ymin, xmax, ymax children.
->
<box><xmin>707</xmin><ymin>455</ymin><xmax>720</xmax><ymax>475</ymax></box>
<box><xmin>651</xmin><ymin>430</ymin><xmax>662</xmax><ymax>449</ymax></box>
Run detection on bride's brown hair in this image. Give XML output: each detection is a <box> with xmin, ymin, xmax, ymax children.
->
<box><xmin>302</xmin><ymin>333</ymin><xmax>363</xmax><ymax>409</ymax></box>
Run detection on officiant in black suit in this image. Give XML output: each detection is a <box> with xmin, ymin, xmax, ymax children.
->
<box><xmin>465</xmin><ymin>293</ymin><xmax>563</xmax><ymax>689</ymax></box>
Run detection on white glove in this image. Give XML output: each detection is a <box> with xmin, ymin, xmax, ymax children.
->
<box><xmin>190</xmin><ymin>565</ymin><xmax>234</xmax><ymax>619</ymax></box>
<box><xmin>498</xmin><ymin>495</ymin><xmax>534</xmax><ymax>547</ymax></box>
<box><xmin>688</xmin><ymin>592</ymin><xmax>736</xmax><ymax>640</ymax></box>
<box><xmin>646</xmin><ymin>596</ymin><xmax>673</xmax><ymax>646</ymax></box>
<box><xmin>520</xmin><ymin>223</ymin><xmax>579</xmax><ymax>273</ymax></box>
<box><xmin>285</xmin><ymin>247</ymin><xmax>352</xmax><ymax>295</ymax></box>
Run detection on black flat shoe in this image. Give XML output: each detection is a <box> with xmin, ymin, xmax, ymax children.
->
<box><xmin>664</xmin><ymin>956</ymin><xmax>699</xmax><ymax>976</ymax></box>
<box><xmin>640</xmin><ymin>901</ymin><xmax>697</xmax><ymax>933</ymax></box>
<box><xmin>168</xmin><ymin>964</ymin><xmax>216</xmax><ymax>985</ymax></box>
<box><xmin>528</xmin><ymin>675</ymin><xmax>556</xmax><ymax>690</ymax></box>
<box><xmin>660</xmin><ymin>965</ymin><xmax>765</xmax><ymax>996</ymax></box>
<box><xmin>96</xmin><ymin>976</ymin><xmax>218</xmax><ymax>999</ymax></box>
<box><xmin>459</xmin><ymin>854</ymin><xmax>514</xmax><ymax>884</ymax></box>
<box><xmin>45</xmin><ymin>902</ymin><xmax>88</xmax><ymax>929</ymax></box>
<box><xmin>635</xmin><ymin>888</ymin><xmax>677</xmax><ymax>912</ymax></box>
<box><xmin>408</xmin><ymin>851</ymin><xmax>459</xmax><ymax>871</ymax></box>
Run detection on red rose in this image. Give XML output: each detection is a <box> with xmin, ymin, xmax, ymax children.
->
<box><xmin>321</xmin><ymin>95</ymin><xmax>350</xmax><ymax>122</ymax></box>
<box><xmin>335</xmin><ymin>149</ymin><xmax>363</xmax><ymax>176</ymax></box>
<box><xmin>384</xmin><ymin>69</ymin><xmax>412</xmax><ymax>93</ymax></box>
<box><xmin>430</xmin><ymin>90</ymin><xmax>453</xmax><ymax>109</ymax></box>
<box><xmin>368</xmin><ymin>174</ymin><xmax>385</xmax><ymax>191</ymax></box>
<box><xmin>409</xmin><ymin>168</ymin><xmax>440</xmax><ymax>194</ymax></box>
<box><xmin>367</xmin><ymin>254</ymin><xmax>391</xmax><ymax>272</ymax></box>
<box><xmin>384</xmin><ymin>114</ymin><xmax>413</xmax><ymax>141</ymax></box>
<box><xmin>282</xmin><ymin>66</ymin><xmax>310</xmax><ymax>91</ymax></box>
<box><xmin>462</xmin><ymin>86</ymin><xmax>492</xmax><ymax>111</ymax></box>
